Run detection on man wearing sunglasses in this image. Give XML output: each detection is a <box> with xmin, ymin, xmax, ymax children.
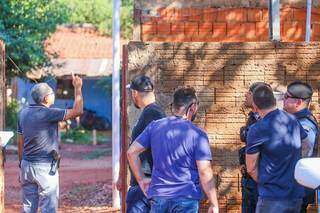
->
<box><xmin>283</xmin><ymin>81</ymin><xmax>319</xmax><ymax>213</ymax></box>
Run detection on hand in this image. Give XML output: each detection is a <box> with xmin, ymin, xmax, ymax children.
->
<box><xmin>115</xmin><ymin>178</ymin><xmax>122</xmax><ymax>191</ymax></box>
<box><xmin>138</xmin><ymin>177</ymin><xmax>151</xmax><ymax>196</ymax></box>
<box><xmin>208</xmin><ymin>205</ymin><xmax>219</xmax><ymax>213</ymax></box>
<box><xmin>72</xmin><ymin>73</ymin><xmax>82</xmax><ymax>89</ymax></box>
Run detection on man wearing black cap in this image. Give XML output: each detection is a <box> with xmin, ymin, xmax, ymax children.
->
<box><xmin>283</xmin><ymin>81</ymin><xmax>319</xmax><ymax>213</ymax></box>
<box><xmin>118</xmin><ymin>75</ymin><xmax>165</xmax><ymax>212</ymax></box>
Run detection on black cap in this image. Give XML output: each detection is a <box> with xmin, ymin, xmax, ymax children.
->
<box><xmin>287</xmin><ymin>81</ymin><xmax>313</xmax><ymax>99</ymax></box>
<box><xmin>126</xmin><ymin>75</ymin><xmax>154</xmax><ymax>92</ymax></box>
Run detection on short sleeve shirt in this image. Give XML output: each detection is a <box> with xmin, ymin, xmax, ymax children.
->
<box><xmin>136</xmin><ymin>116</ymin><xmax>212</xmax><ymax>200</ymax></box>
<box><xmin>18</xmin><ymin>104</ymin><xmax>66</xmax><ymax>163</ymax></box>
<box><xmin>129</xmin><ymin>103</ymin><xmax>166</xmax><ymax>186</ymax></box>
<box><xmin>246</xmin><ymin>109</ymin><xmax>306</xmax><ymax>199</ymax></box>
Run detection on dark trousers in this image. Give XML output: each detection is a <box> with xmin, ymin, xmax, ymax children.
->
<box><xmin>241</xmin><ymin>176</ymin><xmax>258</xmax><ymax>213</ymax></box>
<box><xmin>300</xmin><ymin>188</ymin><xmax>315</xmax><ymax>213</ymax></box>
<box><xmin>150</xmin><ymin>197</ymin><xmax>199</xmax><ymax>213</ymax></box>
<box><xmin>256</xmin><ymin>198</ymin><xmax>302</xmax><ymax>213</ymax></box>
<box><xmin>126</xmin><ymin>185</ymin><xmax>150</xmax><ymax>213</ymax></box>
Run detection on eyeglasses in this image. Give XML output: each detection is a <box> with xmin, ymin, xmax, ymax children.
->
<box><xmin>284</xmin><ymin>92</ymin><xmax>308</xmax><ymax>100</ymax></box>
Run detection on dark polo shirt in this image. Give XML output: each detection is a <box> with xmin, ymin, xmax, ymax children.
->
<box><xmin>18</xmin><ymin>104</ymin><xmax>66</xmax><ymax>163</ymax></box>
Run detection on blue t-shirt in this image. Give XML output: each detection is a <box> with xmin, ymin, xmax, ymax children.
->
<box><xmin>246</xmin><ymin>109</ymin><xmax>307</xmax><ymax>199</ymax></box>
<box><xmin>136</xmin><ymin>116</ymin><xmax>212</xmax><ymax>200</ymax></box>
<box><xmin>18</xmin><ymin>104</ymin><xmax>66</xmax><ymax>163</ymax></box>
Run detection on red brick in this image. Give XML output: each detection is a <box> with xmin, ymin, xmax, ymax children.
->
<box><xmin>282</xmin><ymin>21</ymin><xmax>305</xmax><ymax>41</ymax></box>
<box><xmin>242</xmin><ymin>23</ymin><xmax>256</xmax><ymax>39</ymax></box>
<box><xmin>217</xmin><ymin>8</ymin><xmax>246</xmax><ymax>23</ymax></box>
<box><xmin>227</xmin><ymin>23</ymin><xmax>245</xmax><ymax>38</ymax></box>
<box><xmin>312</xmin><ymin>23</ymin><xmax>320</xmax><ymax>41</ymax></box>
<box><xmin>262</xmin><ymin>9</ymin><xmax>269</xmax><ymax>21</ymax></box>
<box><xmin>199</xmin><ymin>22</ymin><xmax>213</xmax><ymax>35</ymax></box>
<box><xmin>203</xmin><ymin>8</ymin><xmax>217</xmax><ymax>21</ymax></box>
<box><xmin>166</xmin><ymin>8</ymin><xmax>175</xmax><ymax>20</ymax></box>
<box><xmin>281</xmin><ymin>7</ymin><xmax>293</xmax><ymax>21</ymax></box>
<box><xmin>142</xmin><ymin>23</ymin><xmax>156</xmax><ymax>35</ymax></box>
<box><xmin>142</xmin><ymin>33</ymin><xmax>156</xmax><ymax>41</ymax></box>
<box><xmin>174</xmin><ymin>9</ymin><xmax>184</xmax><ymax>21</ymax></box>
<box><xmin>177</xmin><ymin>8</ymin><xmax>191</xmax><ymax>21</ymax></box>
<box><xmin>293</xmin><ymin>9</ymin><xmax>306</xmax><ymax>21</ymax></box>
<box><xmin>189</xmin><ymin>8</ymin><xmax>203</xmax><ymax>21</ymax></box>
<box><xmin>247</xmin><ymin>9</ymin><xmax>262</xmax><ymax>22</ymax></box>
<box><xmin>157</xmin><ymin>22</ymin><xmax>171</xmax><ymax>35</ymax></box>
<box><xmin>171</xmin><ymin>22</ymin><xmax>184</xmax><ymax>34</ymax></box>
<box><xmin>312</xmin><ymin>23</ymin><xmax>320</xmax><ymax>36</ymax></box>
<box><xmin>256</xmin><ymin>21</ymin><xmax>269</xmax><ymax>41</ymax></box>
<box><xmin>185</xmin><ymin>22</ymin><xmax>199</xmax><ymax>36</ymax></box>
<box><xmin>213</xmin><ymin>23</ymin><xmax>226</xmax><ymax>39</ymax></box>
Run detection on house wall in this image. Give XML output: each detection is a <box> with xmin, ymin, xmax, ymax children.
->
<box><xmin>126</xmin><ymin>41</ymin><xmax>320</xmax><ymax>212</ymax></box>
<box><xmin>17</xmin><ymin>78</ymin><xmax>112</xmax><ymax>122</ymax></box>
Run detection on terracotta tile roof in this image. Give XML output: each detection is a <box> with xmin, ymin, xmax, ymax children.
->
<box><xmin>45</xmin><ymin>25</ymin><xmax>128</xmax><ymax>59</ymax></box>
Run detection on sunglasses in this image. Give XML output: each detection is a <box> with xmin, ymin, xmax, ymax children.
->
<box><xmin>284</xmin><ymin>93</ymin><xmax>308</xmax><ymax>100</ymax></box>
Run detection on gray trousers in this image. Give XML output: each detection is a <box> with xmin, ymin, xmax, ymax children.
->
<box><xmin>20</xmin><ymin>160</ymin><xmax>59</xmax><ymax>213</ymax></box>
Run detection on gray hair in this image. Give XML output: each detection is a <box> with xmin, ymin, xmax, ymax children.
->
<box><xmin>31</xmin><ymin>83</ymin><xmax>53</xmax><ymax>104</ymax></box>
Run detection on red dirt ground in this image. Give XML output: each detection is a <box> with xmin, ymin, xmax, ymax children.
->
<box><xmin>4</xmin><ymin>144</ymin><xmax>119</xmax><ymax>212</ymax></box>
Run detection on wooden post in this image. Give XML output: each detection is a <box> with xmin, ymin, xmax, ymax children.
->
<box><xmin>269</xmin><ymin>0</ymin><xmax>281</xmax><ymax>41</ymax></box>
<box><xmin>120</xmin><ymin>45</ymin><xmax>128</xmax><ymax>213</ymax></box>
<box><xmin>0</xmin><ymin>40</ymin><xmax>6</xmax><ymax>213</ymax></box>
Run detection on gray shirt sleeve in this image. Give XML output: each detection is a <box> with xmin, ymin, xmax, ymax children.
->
<box><xmin>301</xmin><ymin>120</ymin><xmax>317</xmax><ymax>158</ymax></box>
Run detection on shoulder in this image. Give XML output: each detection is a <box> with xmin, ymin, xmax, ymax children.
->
<box><xmin>300</xmin><ymin>118</ymin><xmax>317</xmax><ymax>132</ymax></box>
<box><xmin>143</xmin><ymin>103</ymin><xmax>165</xmax><ymax>115</ymax></box>
<box><xmin>192</xmin><ymin>124</ymin><xmax>209</xmax><ymax>139</ymax></box>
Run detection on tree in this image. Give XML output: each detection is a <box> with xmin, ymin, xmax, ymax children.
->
<box><xmin>0</xmin><ymin>0</ymin><xmax>68</xmax><ymax>77</ymax></box>
<box><xmin>59</xmin><ymin>0</ymin><xmax>133</xmax><ymax>39</ymax></box>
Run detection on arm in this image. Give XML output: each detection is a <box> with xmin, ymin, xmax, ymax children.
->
<box><xmin>18</xmin><ymin>134</ymin><xmax>24</xmax><ymax>164</ymax></box>
<box><xmin>64</xmin><ymin>75</ymin><xmax>83</xmax><ymax>120</ymax></box>
<box><xmin>197</xmin><ymin>160</ymin><xmax>219</xmax><ymax>212</ymax></box>
<box><xmin>127</xmin><ymin>141</ymin><xmax>150</xmax><ymax>195</ymax></box>
<box><xmin>246</xmin><ymin>152</ymin><xmax>260</xmax><ymax>182</ymax></box>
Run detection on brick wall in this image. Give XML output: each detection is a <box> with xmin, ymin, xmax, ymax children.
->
<box><xmin>136</xmin><ymin>7</ymin><xmax>320</xmax><ymax>42</ymax></box>
<box><xmin>125</xmin><ymin>41</ymin><xmax>320</xmax><ymax>212</ymax></box>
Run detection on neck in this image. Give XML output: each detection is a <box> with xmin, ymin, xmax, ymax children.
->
<box><xmin>259</xmin><ymin>106</ymin><xmax>277</xmax><ymax>118</ymax></box>
<box><xmin>140</xmin><ymin>96</ymin><xmax>156</xmax><ymax>110</ymax></box>
<box><xmin>41</xmin><ymin>102</ymin><xmax>50</xmax><ymax>108</ymax></box>
<box><xmin>174</xmin><ymin>110</ymin><xmax>190</xmax><ymax>120</ymax></box>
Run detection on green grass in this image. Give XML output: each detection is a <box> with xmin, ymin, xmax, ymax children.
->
<box><xmin>83</xmin><ymin>148</ymin><xmax>112</xmax><ymax>160</ymax></box>
<box><xmin>61</xmin><ymin>128</ymin><xmax>111</xmax><ymax>145</ymax></box>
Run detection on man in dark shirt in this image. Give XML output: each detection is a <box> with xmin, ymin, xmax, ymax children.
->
<box><xmin>283</xmin><ymin>81</ymin><xmax>319</xmax><ymax>213</ymax></box>
<box><xmin>119</xmin><ymin>75</ymin><xmax>165</xmax><ymax>213</ymax></box>
<box><xmin>246</xmin><ymin>84</ymin><xmax>307</xmax><ymax>213</ymax></box>
<box><xmin>18</xmin><ymin>74</ymin><xmax>83</xmax><ymax>213</ymax></box>
<box><xmin>239</xmin><ymin>82</ymin><xmax>267</xmax><ymax>213</ymax></box>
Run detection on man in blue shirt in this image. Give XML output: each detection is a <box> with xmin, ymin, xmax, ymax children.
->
<box><xmin>246</xmin><ymin>84</ymin><xmax>307</xmax><ymax>213</ymax></box>
<box><xmin>127</xmin><ymin>87</ymin><xmax>219</xmax><ymax>213</ymax></box>
<box><xmin>283</xmin><ymin>81</ymin><xmax>319</xmax><ymax>213</ymax></box>
<box><xmin>18</xmin><ymin>74</ymin><xmax>83</xmax><ymax>213</ymax></box>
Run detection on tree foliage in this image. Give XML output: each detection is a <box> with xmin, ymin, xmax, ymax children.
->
<box><xmin>0</xmin><ymin>0</ymin><xmax>68</xmax><ymax>76</ymax></box>
<box><xmin>59</xmin><ymin>0</ymin><xmax>133</xmax><ymax>39</ymax></box>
